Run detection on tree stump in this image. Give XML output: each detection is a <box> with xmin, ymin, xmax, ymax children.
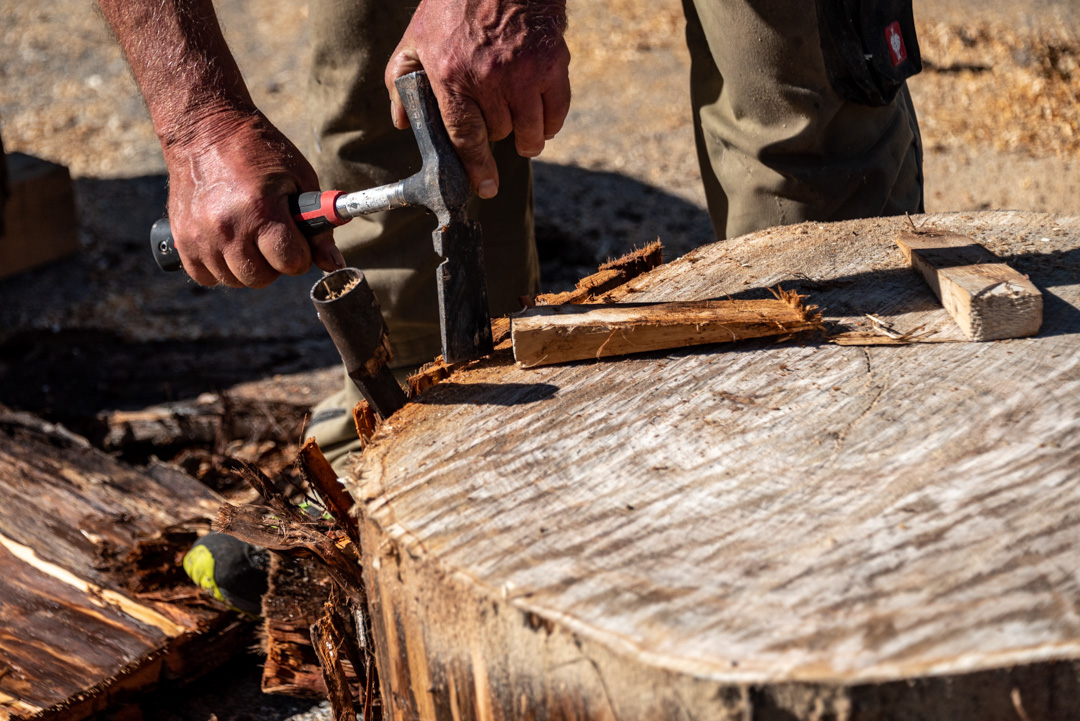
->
<box><xmin>348</xmin><ymin>211</ymin><xmax>1080</xmax><ymax>720</ymax></box>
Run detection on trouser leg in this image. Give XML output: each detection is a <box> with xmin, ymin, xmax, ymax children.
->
<box><xmin>304</xmin><ymin>0</ymin><xmax>539</xmax><ymax>471</ymax></box>
<box><xmin>681</xmin><ymin>0</ymin><xmax>924</xmax><ymax>240</ymax></box>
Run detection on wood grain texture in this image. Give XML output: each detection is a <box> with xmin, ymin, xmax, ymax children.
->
<box><xmin>261</xmin><ymin>554</ymin><xmax>339</xmax><ymax>698</ymax></box>
<box><xmin>511</xmin><ymin>294</ymin><xmax>821</xmax><ymax>367</ymax></box>
<box><xmin>0</xmin><ymin>406</ymin><xmax>232</xmax><ymax>721</ymax></box>
<box><xmin>896</xmin><ymin>229</ymin><xmax>1043</xmax><ymax>340</ymax></box>
<box><xmin>349</xmin><ymin>211</ymin><xmax>1080</xmax><ymax>719</ymax></box>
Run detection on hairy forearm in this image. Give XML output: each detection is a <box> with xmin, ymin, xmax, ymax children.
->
<box><xmin>97</xmin><ymin>0</ymin><xmax>255</xmax><ymax>149</ymax></box>
<box><xmin>96</xmin><ymin>0</ymin><xmax>339</xmax><ymax>288</ymax></box>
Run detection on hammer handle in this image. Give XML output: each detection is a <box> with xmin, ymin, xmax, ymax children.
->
<box><xmin>150</xmin><ymin>184</ymin><xmax>416</xmax><ymax>272</ymax></box>
<box><xmin>150</xmin><ymin>190</ymin><xmax>348</xmax><ymax>272</ymax></box>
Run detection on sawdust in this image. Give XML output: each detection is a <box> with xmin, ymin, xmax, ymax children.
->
<box><xmin>318</xmin><ymin>274</ymin><xmax>362</xmax><ymax>302</ymax></box>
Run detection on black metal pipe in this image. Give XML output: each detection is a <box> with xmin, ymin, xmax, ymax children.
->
<box><xmin>311</xmin><ymin>268</ymin><xmax>407</xmax><ymax>420</ymax></box>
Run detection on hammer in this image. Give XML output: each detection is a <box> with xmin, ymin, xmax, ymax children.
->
<box><xmin>151</xmin><ymin>70</ymin><xmax>495</xmax><ymax>364</ymax></box>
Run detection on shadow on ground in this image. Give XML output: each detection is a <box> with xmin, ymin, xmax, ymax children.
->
<box><xmin>534</xmin><ymin>161</ymin><xmax>715</xmax><ymax>291</ymax></box>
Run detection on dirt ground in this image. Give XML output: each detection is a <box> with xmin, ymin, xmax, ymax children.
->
<box><xmin>0</xmin><ymin>0</ymin><xmax>1078</xmax><ymax>719</ymax></box>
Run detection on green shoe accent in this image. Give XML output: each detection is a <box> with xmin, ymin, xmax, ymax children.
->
<box><xmin>183</xmin><ymin>533</ymin><xmax>268</xmax><ymax>617</ymax></box>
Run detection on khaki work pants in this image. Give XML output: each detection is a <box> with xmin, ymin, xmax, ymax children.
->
<box><xmin>305</xmin><ymin>0</ymin><xmax>923</xmax><ymax>471</ymax></box>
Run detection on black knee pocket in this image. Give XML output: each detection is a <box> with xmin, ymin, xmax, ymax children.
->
<box><xmin>814</xmin><ymin>0</ymin><xmax>922</xmax><ymax>106</ymax></box>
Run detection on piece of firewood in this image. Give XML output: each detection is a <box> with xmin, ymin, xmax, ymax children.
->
<box><xmin>298</xmin><ymin>438</ymin><xmax>358</xmax><ymax>543</ymax></box>
<box><xmin>0</xmin><ymin>153</ymin><xmax>79</xmax><ymax>280</ymax></box>
<box><xmin>400</xmin><ymin>241</ymin><xmax>665</xmax><ymax>396</ymax></box>
<box><xmin>310</xmin><ymin>603</ymin><xmax>358</xmax><ymax>721</ymax></box>
<box><xmin>261</xmin><ymin>554</ymin><xmax>336</xmax><ymax>698</ymax></box>
<box><xmin>536</xmin><ymin>240</ymin><xmax>664</xmax><ymax>307</ymax></box>
<box><xmin>511</xmin><ymin>290</ymin><xmax>821</xmax><ymax>368</ymax></box>
<box><xmin>896</xmin><ymin>229</ymin><xmax>1042</xmax><ymax>341</ymax></box>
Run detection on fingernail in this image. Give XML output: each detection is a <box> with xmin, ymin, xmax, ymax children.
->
<box><xmin>478</xmin><ymin>180</ymin><xmax>498</xmax><ymax>199</ymax></box>
<box><xmin>331</xmin><ymin>245</ymin><xmax>346</xmax><ymax>268</ymax></box>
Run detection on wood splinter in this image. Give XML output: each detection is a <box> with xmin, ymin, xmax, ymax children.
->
<box><xmin>896</xmin><ymin>230</ymin><xmax>1042</xmax><ymax>341</ymax></box>
<box><xmin>511</xmin><ymin>288</ymin><xmax>822</xmax><ymax>368</ymax></box>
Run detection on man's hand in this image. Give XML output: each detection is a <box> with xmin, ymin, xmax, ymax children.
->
<box><xmin>97</xmin><ymin>0</ymin><xmax>345</xmax><ymax>288</ymax></box>
<box><xmin>163</xmin><ymin>109</ymin><xmax>344</xmax><ymax>288</ymax></box>
<box><xmin>386</xmin><ymin>0</ymin><xmax>571</xmax><ymax>199</ymax></box>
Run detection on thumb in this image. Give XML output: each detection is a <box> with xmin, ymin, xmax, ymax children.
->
<box><xmin>438</xmin><ymin>93</ymin><xmax>501</xmax><ymax>199</ymax></box>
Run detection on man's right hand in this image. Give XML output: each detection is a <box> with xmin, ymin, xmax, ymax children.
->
<box><xmin>162</xmin><ymin>109</ymin><xmax>345</xmax><ymax>288</ymax></box>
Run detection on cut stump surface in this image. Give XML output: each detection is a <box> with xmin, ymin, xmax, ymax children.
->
<box><xmin>349</xmin><ymin>211</ymin><xmax>1080</xmax><ymax>720</ymax></box>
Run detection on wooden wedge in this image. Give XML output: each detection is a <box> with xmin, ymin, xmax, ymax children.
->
<box><xmin>896</xmin><ymin>230</ymin><xmax>1041</xmax><ymax>341</ymax></box>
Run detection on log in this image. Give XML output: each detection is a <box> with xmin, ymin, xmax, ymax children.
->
<box><xmin>896</xmin><ymin>229</ymin><xmax>1042</xmax><ymax>340</ymax></box>
<box><xmin>0</xmin><ymin>405</ymin><xmax>247</xmax><ymax>721</ymax></box>
<box><xmin>347</xmin><ymin>211</ymin><xmax>1080</xmax><ymax>720</ymax></box>
<box><xmin>0</xmin><ymin>153</ymin><xmax>79</xmax><ymax>280</ymax></box>
<box><xmin>97</xmin><ymin>368</ymin><xmax>338</xmax><ymax>453</ymax></box>
<box><xmin>511</xmin><ymin>292</ymin><xmax>822</xmax><ymax>367</ymax></box>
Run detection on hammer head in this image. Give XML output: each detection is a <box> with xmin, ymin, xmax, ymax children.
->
<box><xmin>396</xmin><ymin>72</ymin><xmax>471</xmax><ymax>227</ymax></box>
<box><xmin>395</xmin><ymin>71</ymin><xmax>494</xmax><ymax>364</ymax></box>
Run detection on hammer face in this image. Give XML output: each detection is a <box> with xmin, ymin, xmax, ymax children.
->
<box><xmin>435</xmin><ymin>220</ymin><xmax>495</xmax><ymax>363</ymax></box>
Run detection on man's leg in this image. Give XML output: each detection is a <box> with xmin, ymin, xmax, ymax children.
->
<box><xmin>304</xmin><ymin>0</ymin><xmax>539</xmax><ymax>469</ymax></box>
<box><xmin>681</xmin><ymin>0</ymin><xmax>923</xmax><ymax>241</ymax></box>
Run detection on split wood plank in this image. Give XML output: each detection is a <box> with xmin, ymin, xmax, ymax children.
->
<box><xmin>896</xmin><ymin>229</ymin><xmax>1042</xmax><ymax>340</ymax></box>
<box><xmin>0</xmin><ymin>405</ymin><xmax>245</xmax><ymax>721</ymax></box>
<box><xmin>536</xmin><ymin>240</ymin><xmax>664</xmax><ymax>306</ymax></box>
<box><xmin>349</xmin><ymin>211</ymin><xmax>1080</xmax><ymax>721</ymax></box>
<box><xmin>0</xmin><ymin>153</ymin><xmax>79</xmax><ymax>281</ymax></box>
<box><xmin>382</xmin><ymin>239</ymin><xmax>666</xmax><ymax>425</ymax></box>
<box><xmin>511</xmin><ymin>293</ymin><xmax>821</xmax><ymax>367</ymax></box>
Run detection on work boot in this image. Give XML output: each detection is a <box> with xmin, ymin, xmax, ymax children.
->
<box><xmin>183</xmin><ymin>532</ymin><xmax>268</xmax><ymax>617</ymax></box>
<box><xmin>306</xmin><ymin>367</ymin><xmax>417</xmax><ymax>477</ymax></box>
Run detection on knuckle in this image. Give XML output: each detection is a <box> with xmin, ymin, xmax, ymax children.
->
<box><xmin>265</xmin><ymin>230</ymin><xmax>311</xmax><ymax>276</ymax></box>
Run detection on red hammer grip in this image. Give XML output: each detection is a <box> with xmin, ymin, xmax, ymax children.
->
<box><xmin>290</xmin><ymin>190</ymin><xmax>347</xmax><ymax>236</ymax></box>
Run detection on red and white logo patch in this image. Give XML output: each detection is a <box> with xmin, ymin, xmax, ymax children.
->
<box><xmin>885</xmin><ymin>21</ymin><xmax>908</xmax><ymax>66</ymax></box>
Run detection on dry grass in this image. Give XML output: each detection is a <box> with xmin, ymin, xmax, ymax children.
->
<box><xmin>912</xmin><ymin>20</ymin><xmax>1080</xmax><ymax>157</ymax></box>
